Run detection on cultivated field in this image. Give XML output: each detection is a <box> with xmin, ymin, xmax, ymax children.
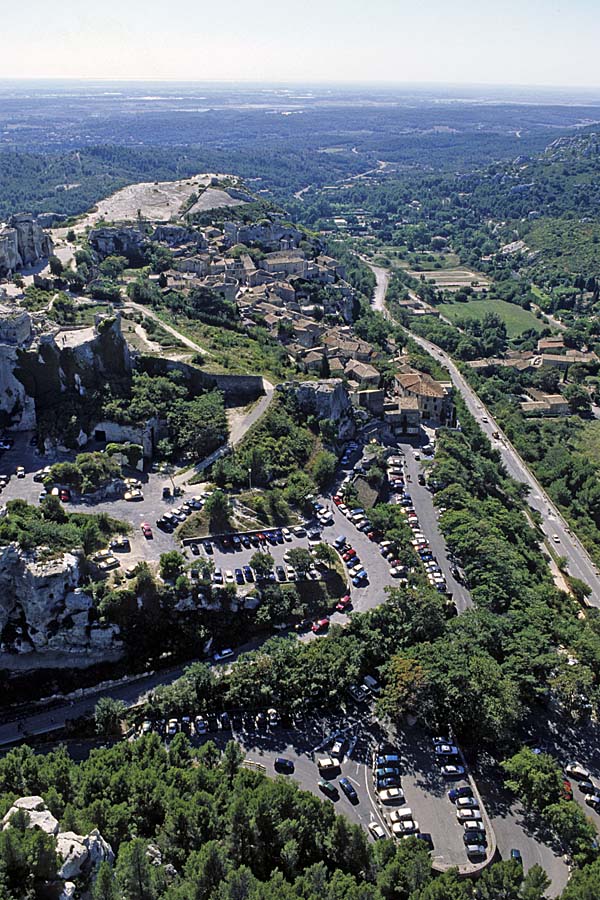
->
<box><xmin>408</xmin><ymin>266</ymin><xmax>492</xmax><ymax>292</ymax></box>
<box><xmin>437</xmin><ymin>298</ymin><xmax>543</xmax><ymax>338</ymax></box>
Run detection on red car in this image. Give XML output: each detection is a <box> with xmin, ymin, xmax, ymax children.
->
<box><xmin>311</xmin><ymin>617</ymin><xmax>330</xmax><ymax>634</ymax></box>
<box><xmin>141</xmin><ymin>522</ymin><xmax>153</xmax><ymax>539</ymax></box>
<box><xmin>335</xmin><ymin>595</ymin><xmax>352</xmax><ymax>612</ymax></box>
<box><xmin>257</xmin><ymin>532</ymin><xmax>266</xmax><ymax>543</ymax></box>
<box><xmin>332</xmin><ymin>496</ymin><xmax>343</xmax><ymax>506</ymax></box>
<box><xmin>343</xmin><ymin>549</ymin><xmax>356</xmax><ymax>561</ymax></box>
<box><xmin>59</xmin><ymin>488</ymin><xmax>70</xmax><ymax>502</ymax></box>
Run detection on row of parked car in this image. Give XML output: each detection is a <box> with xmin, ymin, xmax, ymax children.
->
<box><xmin>565</xmin><ymin>761</ymin><xmax>600</xmax><ymax>808</ymax></box>
<box><xmin>156</xmin><ymin>495</ymin><xmax>205</xmax><ymax>531</ymax></box>
<box><xmin>140</xmin><ymin>707</ymin><xmax>281</xmax><ymax>739</ymax></box>
<box><xmin>386</xmin><ymin>454</ymin><xmax>450</xmax><ymax>593</ymax></box>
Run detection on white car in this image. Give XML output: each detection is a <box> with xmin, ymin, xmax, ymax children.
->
<box><xmin>565</xmin><ymin>762</ymin><xmax>591</xmax><ymax>781</ymax></box>
<box><xmin>441</xmin><ymin>764</ymin><xmax>465</xmax><ymax>777</ymax></box>
<box><xmin>378</xmin><ymin>787</ymin><xmax>405</xmax><ymax>804</ymax></box>
<box><xmin>368</xmin><ymin>822</ymin><xmax>386</xmax><ymax>841</ymax></box>
<box><xmin>457</xmin><ymin>796</ymin><xmax>479</xmax><ymax>809</ymax></box>
<box><xmin>391</xmin><ymin>819</ymin><xmax>419</xmax><ymax>836</ymax></box>
<box><xmin>166</xmin><ymin>719</ymin><xmax>178</xmax><ymax>736</ymax></box>
<box><xmin>464</xmin><ymin>819</ymin><xmax>485</xmax><ymax>832</ymax></box>
<box><xmin>388</xmin><ymin>808</ymin><xmax>413</xmax><ymax>824</ymax></box>
<box><xmin>281</xmin><ymin>528</ymin><xmax>292</xmax><ymax>542</ymax></box>
<box><xmin>124</xmin><ymin>489</ymin><xmax>144</xmax><ymax>501</ymax></box>
<box><xmin>457</xmin><ymin>809</ymin><xmax>482</xmax><ymax>822</ymax></box>
<box><xmin>331</xmin><ymin>739</ymin><xmax>345</xmax><ymax>759</ymax></box>
<box><xmin>317</xmin><ymin>756</ymin><xmax>339</xmax><ymax>771</ymax></box>
<box><xmin>225</xmin><ymin>570</ymin><xmax>234</xmax><ymax>583</ymax></box>
<box><xmin>465</xmin><ymin>844</ymin><xmax>486</xmax><ymax>858</ymax></box>
<box><xmin>286</xmin><ymin>566</ymin><xmax>297</xmax><ymax>581</ymax></box>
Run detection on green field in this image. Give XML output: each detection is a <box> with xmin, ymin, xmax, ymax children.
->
<box><xmin>437</xmin><ymin>297</ymin><xmax>544</xmax><ymax>338</ymax></box>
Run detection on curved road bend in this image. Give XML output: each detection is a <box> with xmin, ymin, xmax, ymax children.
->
<box><xmin>365</xmin><ymin>260</ymin><xmax>600</xmax><ymax>607</ymax></box>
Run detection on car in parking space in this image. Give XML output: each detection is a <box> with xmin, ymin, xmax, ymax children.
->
<box><xmin>317</xmin><ymin>756</ymin><xmax>339</xmax><ymax>772</ymax></box>
<box><xmin>465</xmin><ymin>843</ymin><xmax>486</xmax><ymax>859</ymax></box>
<box><xmin>376</xmin><ymin>774</ymin><xmax>402</xmax><ymax>790</ymax></box>
<box><xmin>281</xmin><ymin>527</ymin><xmax>292</xmax><ymax>542</ymax></box>
<box><xmin>457</xmin><ymin>796</ymin><xmax>478</xmax><ymax>809</ymax></box>
<box><xmin>110</xmin><ymin>535</ymin><xmax>131</xmax><ymax>552</ymax></box>
<box><xmin>189</xmin><ymin>542</ymin><xmax>200</xmax><ymax>555</ymax></box>
<box><xmin>339</xmin><ymin>777</ymin><xmax>358</xmax><ymax>803</ymax></box>
<box><xmin>585</xmin><ymin>794</ymin><xmax>600</xmax><ymax>809</ymax></box>
<box><xmin>295</xmin><ymin>618</ymin><xmax>312</xmax><ymax>633</ymax></box>
<box><xmin>275</xmin><ymin>565</ymin><xmax>287</xmax><ymax>582</ymax></box>
<box><xmin>241</xmin><ymin>535</ymin><xmax>251</xmax><ymax>549</ymax></box>
<box><xmin>16</xmin><ymin>465</ymin><xmax>25</xmax><ymax>478</ymax></box>
<box><xmin>312</xmin><ymin>617</ymin><xmax>330</xmax><ymax>634</ymax></box>
<box><xmin>167</xmin><ymin>719</ymin><xmax>179</xmax><ymax>737</ymax></box>
<box><xmin>391</xmin><ymin>819</ymin><xmax>419</xmax><ymax>837</ymax></box>
<box><xmin>378</xmin><ymin>787</ymin><xmax>405</xmax><ymax>804</ymax></box>
<box><xmin>463</xmin><ymin>830</ymin><xmax>486</xmax><ymax>846</ymax></box>
<box><xmin>441</xmin><ymin>764</ymin><xmax>465</xmax><ymax>777</ymax></box>
<box><xmin>578</xmin><ymin>779</ymin><xmax>598</xmax><ymax>795</ymax></box>
<box><xmin>286</xmin><ymin>566</ymin><xmax>297</xmax><ymax>581</ymax></box>
<box><xmin>194</xmin><ymin>715</ymin><xmax>207</xmax><ymax>735</ymax></box>
<box><xmin>59</xmin><ymin>488</ymin><xmax>71</xmax><ymax>502</ymax></box>
<box><xmin>463</xmin><ymin>819</ymin><xmax>485</xmax><ymax>833</ymax></box>
<box><xmin>457</xmin><ymin>809</ymin><xmax>482</xmax><ymax>822</ymax></box>
<box><xmin>141</xmin><ymin>522</ymin><xmax>153</xmax><ymax>539</ymax></box>
<box><xmin>33</xmin><ymin>466</ymin><xmax>52</xmax><ymax>483</ymax></box>
<box><xmin>565</xmin><ymin>762</ymin><xmax>591</xmax><ymax>781</ymax></box>
<box><xmin>267</xmin><ymin>708</ymin><xmax>279</xmax><ymax>727</ymax></box>
<box><xmin>434</xmin><ymin>743</ymin><xmax>459</xmax><ymax>758</ymax></box>
<box><xmin>225</xmin><ymin>570</ymin><xmax>235</xmax><ymax>584</ymax></box>
<box><xmin>348</xmin><ymin>683</ymin><xmax>370</xmax><ymax>703</ymax></box>
<box><xmin>203</xmin><ymin>540</ymin><xmax>213</xmax><ymax>554</ymax></box>
<box><xmin>235</xmin><ymin>568</ymin><xmax>244</xmax><ymax>584</ymax></box>
<box><xmin>368</xmin><ymin>822</ymin><xmax>386</xmax><ymax>841</ymax></box>
<box><xmin>331</xmin><ymin>738</ymin><xmax>345</xmax><ymax>759</ymax></box>
<box><xmin>213</xmin><ymin>568</ymin><xmax>223</xmax><ymax>584</ymax></box>
<box><xmin>242</xmin><ymin>565</ymin><xmax>254</xmax><ymax>582</ymax></box>
<box><xmin>293</xmin><ymin>526</ymin><xmax>306</xmax><ymax>537</ymax></box>
<box><xmin>376</xmin><ymin>754</ymin><xmax>401</xmax><ymax>767</ymax></box>
<box><xmin>335</xmin><ymin>595</ymin><xmax>352</xmax><ymax>613</ymax></box>
<box><xmin>318</xmin><ymin>779</ymin><xmax>339</xmax><ymax>800</ymax></box>
<box><xmin>375</xmin><ymin>766</ymin><xmax>401</xmax><ymax>781</ymax></box>
<box><xmin>38</xmin><ymin>489</ymin><xmax>47</xmax><ymax>502</ymax></box>
<box><xmin>124</xmin><ymin>488</ymin><xmax>143</xmax><ymax>501</ymax></box>
<box><xmin>388</xmin><ymin>808</ymin><xmax>413</xmax><ymax>824</ymax></box>
<box><xmin>275</xmin><ymin>757</ymin><xmax>295</xmax><ymax>774</ymax></box>
<box><xmin>213</xmin><ymin>647</ymin><xmax>234</xmax><ymax>663</ymax></box>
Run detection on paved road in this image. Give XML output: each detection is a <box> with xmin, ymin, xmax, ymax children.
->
<box><xmin>399</xmin><ymin>443</ymin><xmax>472</xmax><ymax>613</ymax></box>
<box><xmin>367</xmin><ymin>260</ymin><xmax>600</xmax><ymax>608</ymax></box>
<box><xmin>406</xmin><ymin>330</ymin><xmax>600</xmax><ymax>607</ymax></box>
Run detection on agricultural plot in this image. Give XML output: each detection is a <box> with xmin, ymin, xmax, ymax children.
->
<box><xmin>437</xmin><ymin>298</ymin><xmax>544</xmax><ymax>338</ymax></box>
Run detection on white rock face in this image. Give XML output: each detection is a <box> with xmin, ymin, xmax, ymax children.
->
<box><xmin>286</xmin><ymin>379</ymin><xmax>356</xmax><ymax>441</ymax></box>
<box><xmin>3</xmin><ymin>797</ymin><xmax>114</xmax><ymax>883</ymax></box>
<box><xmin>1</xmin><ymin>796</ymin><xmax>59</xmax><ymax>835</ymax></box>
<box><xmin>0</xmin><ymin>544</ymin><xmax>122</xmax><ymax>658</ymax></box>
<box><xmin>0</xmin><ymin>214</ymin><xmax>53</xmax><ymax>275</ymax></box>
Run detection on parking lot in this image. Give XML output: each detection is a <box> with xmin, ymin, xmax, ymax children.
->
<box><xmin>137</xmin><ymin>703</ymin><xmax>497</xmax><ymax>871</ymax></box>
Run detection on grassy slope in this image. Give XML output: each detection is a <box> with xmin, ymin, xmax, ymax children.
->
<box><xmin>437</xmin><ymin>297</ymin><xmax>543</xmax><ymax>338</ymax></box>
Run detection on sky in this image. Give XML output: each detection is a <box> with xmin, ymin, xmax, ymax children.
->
<box><xmin>1</xmin><ymin>0</ymin><xmax>599</xmax><ymax>88</ymax></box>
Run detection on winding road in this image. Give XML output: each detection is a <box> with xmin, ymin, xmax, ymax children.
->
<box><xmin>366</xmin><ymin>259</ymin><xmax>600</xmax><ymax>608</ymax></box>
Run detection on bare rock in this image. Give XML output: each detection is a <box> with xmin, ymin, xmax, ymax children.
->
<box><xmin>1</xmin><ymin>796</ymin><xmax>60</xmax><ymax>835</ymax></box>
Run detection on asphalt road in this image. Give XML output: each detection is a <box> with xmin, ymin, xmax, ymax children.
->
<box><xmin>406</xmin><ymin>330</ymin><xmax>600</xmax><ymax>607</ymax></box>
<box><xmin>367</xmin><ymin>261</ymin><xmax>600</xmax><ymax>608</ymax></box>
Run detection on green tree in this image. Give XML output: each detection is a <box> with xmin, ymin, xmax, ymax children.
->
<box><xmin>250</xmin><ymin>551</ymin><xmax>275</xmax><ymax>580</ymax></box>
<box><xmin>203</xmin><ymin>489</ymin><xmax>232</xmax><ymax>532</ymax></box>
<box><xmin>311</xmin><ymin>450</ymin><xmax>337</xmax><ymax>488</ymax></box>
<box><xmin>92</xmin><ymin>861</ymin><xmax>119</xmax><ymax>900</ymax></box>
<box><xmin>116</xmin><ymin>839</ymin><xmax>156</xmax><ymax>900</ymax></box>
<box><xmin>378</xmin><ymin>655</ymin><xmax>427</xmax><ymax>721</ymax></box>
<box><xmin>95</xmin><ymin>697</ymin><xmax>127</xmax><ymax>735</ymax></box>
<box><xmin>501</xmin><ymin>748</ymin><xmax>564</xmax><ymax>812</ymax></box>
<box><xmin>159</xmin><ymin>550</ymin><xmax>186</xmax><ymax>582</ymax></box>
<box><xmin>285</xmin><ymin>548</ymin><xmax>314</xmax><ymax>573</ymax></box>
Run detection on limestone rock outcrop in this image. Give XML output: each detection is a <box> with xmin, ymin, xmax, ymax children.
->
<box><xmin>284</xmin><ymin>379</ymin><xmax>356</xmax><ymax>440</ymax></box>
<box><xmin>2</xmin><ymin>797</ymin><xmax>114</xmax><ymax>884</ymax></box>
<box><xmin>88</xmin><ymin>224</ymin><xmax>148</xmax><ymax>263</ymax></box>
<box><xmin>0</xmin><ymin>544</ymin><xmax>122</xmax><ymax>658</ymax></box>
<box><xmin>0</xmin><ymin>214</ymin><xmax>54</xmax><ymax>275</ymax></box>
<box><xmin>1</xmin><ymin>310</ymin><xmax>131</xmax><ymax>431</ymax></box>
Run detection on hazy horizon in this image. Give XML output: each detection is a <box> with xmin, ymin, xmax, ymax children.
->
<box><xmin>2</xmin><ymin>0</ymin><xmax>599</xmax><ymax>89</ymax></box>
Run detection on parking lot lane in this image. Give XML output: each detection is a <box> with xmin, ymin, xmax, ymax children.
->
<box><xmin>476</xmin><ymin>766</ymin><xmax>569</xmax><ymax>898</ymax></box>
<box><xmin>399</xmin><ymin>443</ymin><xmax>472</xmax><ymax>613</ymax></box>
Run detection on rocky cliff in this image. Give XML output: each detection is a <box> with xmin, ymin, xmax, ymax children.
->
<box><xmin>0</xmin><ymin>544</ymin><xmax>121</xmax><ymax>657</ymax></box>
<box><xmin>284</xmin><ymin>379</ymin><xmax>356</xmax><ymax>440</ymax></box>
<box><xmin>2</xmin><ymin>311</ymin><xmax>131</xmax><ymax>431</ymax></box>
<box><xmin>0</xmin><ymin>214</ymin><xmax>54</xmax><ymax>275</ymax></box>
<box><xmin>88</xmin><ymin>224</ymin><xmax>149</xmax><ymax>263</ymax></box>
<box><xmin>2</xmin><ymin>796</ymin><xmax>114</xmax><ymax>889</ymax></box>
